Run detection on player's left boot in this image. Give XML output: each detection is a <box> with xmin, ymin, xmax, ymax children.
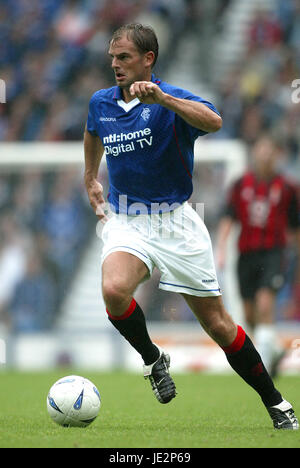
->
<box><xmin>143</xmin><ymin>347</ymin><xmax>176</xmax><ymax>404</ymax></box>
<box><xmin>267</xmin><ymin>399</ymin><xmax>299</xmax><ymax>430</ymax></box>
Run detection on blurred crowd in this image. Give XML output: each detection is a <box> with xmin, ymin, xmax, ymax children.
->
<box><xmin>0</xmin><ymin>0</ymin><xmax>300</xmax><ymax>330</ymax></box>
<box><xmin>216</xmin><ymin>0</ymin><xmax>300</xmax><ymax>322</ymax></box>
<box><xmin>0</xmin><ymin>170</ymin><xmax>94</xmax><ymax>332</ymax></box>
<box><xmin>0</xmin><ymin>0</ymin><xmax>195</xmax><ymax>141</ymax></box>
<box><xmin>218</xmin><ymin>0</ymin><xmax>300</xmax><ymax>172</ymax></box>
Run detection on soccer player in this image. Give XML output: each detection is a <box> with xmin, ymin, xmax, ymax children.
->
<box><xmin>216</xmin><ymin>135</ymin><xmax>300</xmax><ymax>375</ymax></box>
<box><xmin>84</xmin><ymin>23</ymin><xmax>298</xmax><ymax>429</ymax></box>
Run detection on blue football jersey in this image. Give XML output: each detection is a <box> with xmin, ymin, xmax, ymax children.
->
<box><xmin>86</xmin><ymin>74</ymin><xmax>220</xmax><ymax>214</ymax></box>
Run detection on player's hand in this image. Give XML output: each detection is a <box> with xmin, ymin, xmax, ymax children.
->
<box><xmin>86</xmin><ymin>179</ymin><xmax>108</xmax><ymax>224</ymax></box>
<box><xmin>129</xmin><ymin>81</ymin><xmax>166</xmax><ymax>105</ymax></box>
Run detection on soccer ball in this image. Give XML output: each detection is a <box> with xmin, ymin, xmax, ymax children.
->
<box><xmin>47</xmin><ymin>375</ymin><xmax>101</xmax><ymax>427</ymax></box>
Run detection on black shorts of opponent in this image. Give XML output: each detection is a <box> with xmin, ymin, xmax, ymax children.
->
<box><xmin>237</xmin><ymin>248</ymin><xmax>285</xmax><ymax>300</ymax></box>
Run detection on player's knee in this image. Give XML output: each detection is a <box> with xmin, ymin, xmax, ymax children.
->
<box><xmin>255</xmin><ymin>288</ymin><xmax>275</xmax><ymax>321</ymax></box>
<box><xmin>207</xmin><ymin>315</ymin><xmax>236</xmax><ymax>346</ymax></box>
<box><xmin>102</xmin><ymin>278</ymin><xmax>130</xmax><ymax>310</ymax></box>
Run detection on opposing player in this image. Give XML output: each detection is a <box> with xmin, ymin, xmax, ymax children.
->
<box><xmin>216</xmin><ymin>135</ymin><xmax>300</xmax><ymax>375</ymax></box>
<box><xmin>84</xmin><ymin>23</ymin><xmax>298</xmax><ymax>429</ymax></box>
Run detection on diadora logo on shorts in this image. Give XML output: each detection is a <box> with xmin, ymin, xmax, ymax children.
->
<box><xmin>103</xmin><ymin>128</ymin><xmax>153</xmax><ymax>157</ymax></box>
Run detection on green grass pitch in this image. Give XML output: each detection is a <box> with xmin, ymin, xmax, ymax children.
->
<box><xmin>0</xmin><ymin>370</ymin><xmax>299</xmax><ymax>448</ymax></box>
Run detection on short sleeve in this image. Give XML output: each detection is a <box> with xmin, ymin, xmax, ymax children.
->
<box><xmin>174</xmin><ymin>89</ymin><xmax>221</xmax><ymax>140</ymax></box>
<box><xmin>189</xmin><ymin>95</ymin><xmax>221</xmax><ymax>139</ymax></box>
<box><xmin>86</xmin><ymin>93</ymin><xmax>98</xmax><ymax>136</ymax></box>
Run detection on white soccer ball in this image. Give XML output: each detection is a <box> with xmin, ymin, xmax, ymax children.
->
<box><xmin>47</xmin><ymin>375</ymin><xmax>101</xmax><ymax>427</ymax></box>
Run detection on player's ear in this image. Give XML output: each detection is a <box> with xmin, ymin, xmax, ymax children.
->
<box><xmin>144</xmin><ymin>51</ymin><xmax>155</xmax><ymax>69</ymax></box>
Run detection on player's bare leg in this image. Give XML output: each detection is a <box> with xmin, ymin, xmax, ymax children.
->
<box><xmin>181</xmin><ymin>295</ymin><xmax>236</xmax><ymax>347</ymax></box>
<box><xmin>102</xmin><ymin>251</ymin><xmax>149</xmax><ymax>316</ymax></box>
<box><xmin>182</xmin><ymin>294</ymin><xmax>298</xmax><ymax>429</ymax></box>
<box><xmin>102</xmin><ymin>251</ymin><xmax>176</xmax><ymax>403</ymax></box>
<box><xmin>242</xmin><ymin>299</ymin><xmax>256</xmax><ymax>333</ymax></box>
<box><xmin>254</xmin><ymin>287</ymin><xmax>284</xmax><ymax>376</ymax></box>
<box><xmin>255</xmin><ymin>288</ymin><xmax>275</xmax><ymax>324</ymax></box>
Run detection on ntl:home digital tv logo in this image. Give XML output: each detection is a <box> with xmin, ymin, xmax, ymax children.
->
<box><xmin>0</xmin><ymin>79</ymin><xmax>6</xmax><ymax>103</ymax></box>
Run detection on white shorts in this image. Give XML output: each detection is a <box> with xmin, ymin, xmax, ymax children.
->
<box><xmin>101</xmin><ymin>202</ymin><xmax>221</xmax><ymax>297</ymax></box>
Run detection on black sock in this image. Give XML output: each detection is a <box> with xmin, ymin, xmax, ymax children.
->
<box><xmin>222</xmin><ymin>326</ymin><xmax>282</xmax><ymax>408</ymax></box>
<box><xmin>107</xmin><ymin>298</ymin><xmax>160</xmax><ymax>365</ymax></box>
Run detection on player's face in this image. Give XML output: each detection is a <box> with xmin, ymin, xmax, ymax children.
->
<box><xmin>252</xmin><ymin>138</ymin><xmax>277</xmax><ymax>174</ymax></box>
<box><xmin>108</xmin><ymin>35</ymin><xmax>152</xmax><ymax>91</ymax></box>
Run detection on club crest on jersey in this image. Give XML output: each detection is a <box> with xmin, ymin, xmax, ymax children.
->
<box><xmin>141</xmin><ymin>107</ymin><xmax>151</xmax><ymax>121</ymax></box>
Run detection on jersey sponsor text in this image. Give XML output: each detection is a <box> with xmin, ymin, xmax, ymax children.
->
<box><xmin>104</xmin><ymin>128</ymin><xmax>153</xmax><ymax>156</ymax></box>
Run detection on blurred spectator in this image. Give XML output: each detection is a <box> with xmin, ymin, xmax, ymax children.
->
<box><xmin>37</xmin><ymin>170</ymin><xmax>91</xmax><ymax>296</ymax></box>
<box><xmin>0</xmin><ymin>213</ymin><xmax>29</xmax><ymax>321</ymax></box>
<box><xmin>8</xmin><ymin>252</ymin><xmax>56</xmax><ymax>332</ymax></box>
<box><xmin>0</xmin><ymin>168</ymin><xmax>95</xmax><ymax>330</ymax></box>
<box><xmin>249</xmin><ymin>9</ymin><xmax>282</xmax><ymax>51</ymax></box>
<box><xmin>12</xmin><ymin>171</ymin><xmax>46</xmax><ymax>229</ymax></box>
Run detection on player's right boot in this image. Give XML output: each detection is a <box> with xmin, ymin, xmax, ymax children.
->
<box><xmin>143</xmin><ymin>348</ymin><xmax>176</xmax><ymax>404</ymax></box>
<box><xmin>267</xmin><ymin>399</ymin><xmax>299</xmax><ymax>430</ymax></box>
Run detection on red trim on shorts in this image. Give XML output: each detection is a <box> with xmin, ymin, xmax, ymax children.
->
<box><xmin>106</xmin><ymin>298</ymin><xmax>136</xmax><ymax>320</ymax></box>
<box><xmin>222</xmin><ymin>325</ymin><xmax>246</xmax><ymax>354</ymax></box>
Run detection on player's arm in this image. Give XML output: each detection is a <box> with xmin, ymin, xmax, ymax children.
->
<box><xmin>84</xmin><ymin>126</ymin><xmax>107</xmax><ymax>222</ymax></box>
<box><xmin>215</xmin><ymin>181</ymin><xmax>239</xmax><ymax>269</ymax></box>
<box><xmin>215</xmin><ymin>216</ymin><xmax>235</xmax><ymax>270</ymax></box>
<box><xmin>129</xmin><ymin>82</ymin><xmax>222</xmax><ymax>133</ymax></box>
